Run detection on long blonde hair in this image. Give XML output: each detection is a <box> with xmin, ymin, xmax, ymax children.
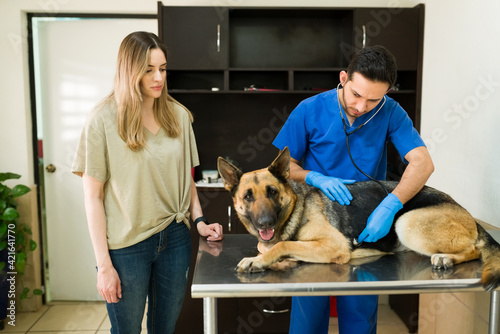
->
<box><xmin>111</xmin><ymin>31</ymin><xmax>192</xmax><ymax>151</ymax></box>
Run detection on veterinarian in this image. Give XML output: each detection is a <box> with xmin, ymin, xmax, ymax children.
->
<box><xmin>72</xmin><ymin>31</ymin><xmax>223</xmax><ymax>334</ymax></box>
<box><xmin>273</xmin><ymin>45</ymin><xmax>434</xmax><ymax>334</ymax></box>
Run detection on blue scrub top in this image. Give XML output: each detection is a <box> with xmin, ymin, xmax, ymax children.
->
<box><xmin>273</xmin><ymin>89</ymin><xmax>425</xmax><ymax>181</ymax></box>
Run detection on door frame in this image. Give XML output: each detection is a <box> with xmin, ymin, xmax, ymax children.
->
<box><xmin>27</xmin><ymin>12</ymin><xmax>157</xmax><ymax>301</ymax></box>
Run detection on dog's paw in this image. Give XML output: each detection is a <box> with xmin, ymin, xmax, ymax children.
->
<box><xmin>236</xmin><ymin>256</ymin><xmax>268</xmax><ymax>273</ymax></box>
<box><xmin>431</xmin><ymin>254</ymin><xmax>454</xmax><ymax>270</ymax></box>
<box><xmin>269</xmin><ymin>259</ymin><xmax>299</xmax><ymax>271</ymax></box>
<box><xmin>430</xmin><ymin>267</ymin><xmax>454</xmax><ymax>280</ymax></box>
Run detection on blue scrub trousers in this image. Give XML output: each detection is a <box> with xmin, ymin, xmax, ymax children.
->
<box><xmin>289</xmin><ymin>295</ymin><xmax>378</xmax><ymax>334</ymax></box>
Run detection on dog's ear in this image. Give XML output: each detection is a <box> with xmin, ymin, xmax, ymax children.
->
<box><xmin>217</xmin><ymin>157</ymin><xmax>243</xmax><ymax>192</ymax></box>
<box><xmin>268</xmin><ymin>147</ymin><xmax>290</xmax><ymax>183</ymax></box>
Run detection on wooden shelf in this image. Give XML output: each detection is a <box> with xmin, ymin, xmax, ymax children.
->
<box><xmin>170</xmin><ymin>89</ymin><xmax>325</xmax><ymax>95</ymax></box>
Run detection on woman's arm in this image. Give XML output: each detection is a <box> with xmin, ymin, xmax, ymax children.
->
<box><xmin>189</xmin><ymin>178</ymin><xmax>223</xmax><ymax>241</ymax></box>
<box><xmin>82</xmin><ymin>174</ymin><xmax>122</xmax><ymax>303</ymax></box>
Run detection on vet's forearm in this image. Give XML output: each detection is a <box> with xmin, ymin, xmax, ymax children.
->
<box><xmin>289</xmin><ymin>159</ymin><xmax>309</xmax><ymax>184</ymax></box>
<box><xmin>392</xmin><ymin>146</ymin><xmax>434</xmax><ymax>204</ymax></box>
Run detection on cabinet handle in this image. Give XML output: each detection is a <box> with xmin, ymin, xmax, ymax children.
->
<box><xmin>227</xmin><ymin>206</ymin><xmax>232</xmax><ymax>232</ymax></box>
<box><xmin>217</xmin><ymin>24</ymin><xmax>221</xmax><ymax>52</ymax></box>
<box><xmin>263</xmin><ymin>308</ymin><xmax>290</xmax><ymax>314</ymax></box>
<box><xmin>362</xmin><ymin>24</ymin><xmax>366</xmax><ymax>49</ymax></box>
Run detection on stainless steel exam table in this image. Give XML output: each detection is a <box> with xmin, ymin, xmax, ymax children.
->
<box><xmin>192</xmin><ymin>233</ymin><xmax>500</xmax><ymax>334</ymax></box>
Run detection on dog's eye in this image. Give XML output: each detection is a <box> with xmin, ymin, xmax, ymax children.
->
<box><xmin>267</xmin><ymin>187</ymin><xmax>278</xmax><ymax>197</ymax></box>
<box><xmin>243</xmin><ymin>190</ymin><xmax>253</xmax><ymax>202</ymax></box>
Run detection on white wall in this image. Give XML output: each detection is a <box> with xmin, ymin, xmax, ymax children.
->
<box><xmin>0</xmin><ymin>0</ymin><xmax>159</xmax><ymax>187</ymax></box>
<box><xmin>420</xmin><ymin>1</ymin><xmax>500</xmax><ymax>226</ymax></box>
<box><xmin>2</xmin><ymin>0</ymin><xmax>499</xmax><ymax>227</ymax></box>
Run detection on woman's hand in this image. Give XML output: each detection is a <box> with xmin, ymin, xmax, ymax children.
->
<box><xmin>197</xmin><ymin>221</ymin><xmax>224</xmax><ymax>241</ymax></box>
<box><xmin>97</xmin><ymin>265</ymin><xmax>122</xmax><ymax>303</ymax></box>
<box><xmin>199</xmin><ymin>237</ymin><xmax>223</xmax><ymax>256</ymax></box>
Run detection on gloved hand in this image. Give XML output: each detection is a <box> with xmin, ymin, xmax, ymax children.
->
<box><xmin>358</xmin><ymin>193</ymin><xmax>403</xmax><ymax>243</ymax></box>
<box><xmin>356</xmin><ymin>268</ymin><xmax>378</xmax><ymax>282</ymax></box>
<box><xmin>305</xmin><ymin>171</ymin><xmax>355</xmax><ymax>205</ymax></box>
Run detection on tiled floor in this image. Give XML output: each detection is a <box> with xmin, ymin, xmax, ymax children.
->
<box><xmin>4</xmin><ymin>301</ymin><xmax>409</xmax><ymax>333</ymax></box>
<box><xmin>328</xmin><ymin>303</ymin><xmax>410</xmax><ymax>334</ymax></box>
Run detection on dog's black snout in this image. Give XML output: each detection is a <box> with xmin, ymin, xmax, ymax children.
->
<box><xmin>257</xmin><ymin>215</ymin><xmax>276</xmax><ymax>229</ymax></box>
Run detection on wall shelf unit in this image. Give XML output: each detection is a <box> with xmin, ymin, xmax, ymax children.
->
<box><xmin>158</xmin><ymin>3</ymin><xmax>425</xmax><ymax>333</ymax></box>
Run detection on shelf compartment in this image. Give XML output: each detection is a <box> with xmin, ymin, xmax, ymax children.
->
<box><xmin>229</xmin><ymin>9</ymin><xmax>353</xmax><ymax>69</ymax></box>
<box><xmin>293</xmin><ymin>70</ymin><xmax>340</xmax><ymax>92</ymax></box>
<box><xmin>229</xmin><ymin>70</ymin><xmax>288</xmax><ymax>91</ymax></box>
<box><xmin>394</xmin><ymin>71</ymin><xmax>417</xmax><ymax>91</ymax></box>
<box><xmin>173</xmin><ymin>92</ymin><xmax>314</xmax><ymax>172</ymax></box>
<box><xmin>166</xmin><ymin>70</ymin><xmax>224</xmax><ymax>91</ymax></box>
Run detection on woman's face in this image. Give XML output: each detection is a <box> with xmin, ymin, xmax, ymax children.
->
<box><xmin>140</xmin><ymin>48</ymin><xmax>167</xmax><ymax>100</ymax></box>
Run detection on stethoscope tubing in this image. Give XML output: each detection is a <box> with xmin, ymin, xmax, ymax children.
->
<box><xmin>336</xmin><ymin>82</ymin><xmax>389</xmax><ymax>195</ymax></box>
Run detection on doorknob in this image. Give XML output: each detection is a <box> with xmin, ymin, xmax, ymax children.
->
<box><xmin>46</xmin><ymin>164</ymin><xmax>56</xmax><ymax>173</ymax></box>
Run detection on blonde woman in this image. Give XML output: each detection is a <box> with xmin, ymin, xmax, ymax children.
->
<box><xmin>72</xmin><ymin>31</ymin><xmax>223</xmax><ymax>334</ymax></box>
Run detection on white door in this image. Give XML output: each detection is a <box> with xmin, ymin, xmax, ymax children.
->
<box><xmin>34</xmin><ymin>17</ymin><xmax>157</xmax><ymax>301</ymax></box>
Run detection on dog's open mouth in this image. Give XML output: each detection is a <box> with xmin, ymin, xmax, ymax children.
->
<box><xmin>259</xmin><ymin>228</ymin><xmax>275</xmax><ymax>241</ymax></box>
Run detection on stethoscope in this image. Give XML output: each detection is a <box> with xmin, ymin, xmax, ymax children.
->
<box><xmin>336</xmin><ymin>82</ymin><xmax>389</xmax><ymax>195</ymax></box>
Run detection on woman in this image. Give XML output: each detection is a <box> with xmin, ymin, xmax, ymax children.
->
<box><xmin>72</xmin><ymin>31</ymin><xmax>223</xmax><ymax>334</ymax></box>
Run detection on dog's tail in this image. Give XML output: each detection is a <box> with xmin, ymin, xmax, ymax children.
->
<box><xmin>477</xmin><ymin>222</ymin><xmax>500</xmax><ymax>291</ymax></box>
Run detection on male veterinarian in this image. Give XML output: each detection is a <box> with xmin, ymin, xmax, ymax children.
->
<box><xmin>273</xmin><ymin>45</ymin><xmax>435</xmax><ymax>334</ymax></box>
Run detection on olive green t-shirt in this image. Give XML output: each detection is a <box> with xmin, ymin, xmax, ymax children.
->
<box><xmin>72</xmin><ymin>99</ymin><xmax>199</xmax><ymax>250</ymax></box>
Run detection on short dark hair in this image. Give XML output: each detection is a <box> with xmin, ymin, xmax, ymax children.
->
<box><xmin>346</xmin><ymin>45</ymin><xmax>397</xmax><ymax>88</ymax></box>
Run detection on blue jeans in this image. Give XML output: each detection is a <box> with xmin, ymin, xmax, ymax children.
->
<box><xmin>289</xmin><ymin>295</ymin><xmax>378</xmax><ymax>334</ymax></box>
<box><xmin>106</xmin><ymin>221</ymin><xmax>191</xmax><ymax>334</ymax></box>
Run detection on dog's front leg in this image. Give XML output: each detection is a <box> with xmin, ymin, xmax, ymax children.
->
<box><xmin>235</xmin><ymin>241</ymin><xmax>288</xmax><ymax>272</ymax></box>
<box><xmin>236</xmin><ymin>239</ymin><xmax>350</xmax><ymax>273</ymax></box>
<box><xmin>236</xmin><ymin>242</ymin><xmax>291</xmax><ymax>273</ymax></box>
<box><xmin>237</xmin><ymin>255</ymin><xmax>269</xmax><ymax>273</ymax></box>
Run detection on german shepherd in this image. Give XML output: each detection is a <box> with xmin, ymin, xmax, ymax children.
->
<box><xmin>217</xmin><ymin>147</ymin><xmax>500</xmax><ymax>291</ymax></box>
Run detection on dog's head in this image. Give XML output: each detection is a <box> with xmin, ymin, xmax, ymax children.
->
<box><xmin>218</xmin><ymin>147</ymin><xmax>296</xmax><ymax>243</ymax></box>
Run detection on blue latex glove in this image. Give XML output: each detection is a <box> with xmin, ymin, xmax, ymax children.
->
<box><xmin>356</xmin><ymin>268</ymin><xmax>378</xmax><ymax>282</ymax></box>
<box><xmin>305</xmin><ymin>171</ymin><xmax>355</xmax><ymax>205</ymax></box>
<box><xmin>358</xmin><ymin>193</ymin><xmax>403</xmax><ymax>243</ymax></box>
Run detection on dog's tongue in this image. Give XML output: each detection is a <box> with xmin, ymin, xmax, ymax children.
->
<box><xmin>259</xmin><ymin>228</ymin><xmax>275</xmax><ymax>241</ymax></box>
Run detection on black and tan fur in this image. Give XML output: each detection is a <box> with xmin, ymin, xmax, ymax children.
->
<box><xmin>217</xmin><ymin>147</ymin><xmax>500</xmax><ymax>291</ymax></box>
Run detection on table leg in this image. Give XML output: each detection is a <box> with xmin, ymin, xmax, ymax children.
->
<box><xmin>203</xmin><ymin>297</ymin><xmax>218</xmax><ymax>334</ymax></box>
<box><xmin>489</xmin><ymin>290</ymin><xmax>500</xmax><ymax>334</ymax></box>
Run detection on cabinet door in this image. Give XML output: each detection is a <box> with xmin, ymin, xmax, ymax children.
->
<box><xmin>238</xmin><ymin>297</ymin><xmax>291</xmax><ymax>333</ymax></box>
<box><xmin>175</xmin><ymin>188</ymin><xmax>239</xmax><ymax>333</ymax></box>
<box><xmin>198</xmin><ymin>187</ymin><xmax>238</xmax><ymax>233</ymax></box>
<box><xmin>175</xmin><ymin>227</ymin><xmax>239</xmax><ymax>333</ymax></box>
<box><xmin>353</xmin><ymin>6</ymin><xmax>422</xmax><ymax>70</ymax></box>
<box><xmin>161</xmin><ymin>6</ymin><xmax>228</xmax><ymax>69</ymax></box>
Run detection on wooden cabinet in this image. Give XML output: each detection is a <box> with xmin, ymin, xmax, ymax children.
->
<box><xmin>353</xmin><ymin>7</ymin><xmax>422</xmax><ymax>70</ymax></box>
<box><xmin>160</xmin><ymin>3</ymin><xmax>425</xmax><ymax>332</ymax></box>
<box><xmin>237</xmin><ymin>297</ymin><xmax>292</xmax><ymax>333</ymax></box>
<box><xmin>175</xmin><ymin>187</ymin><xmax>291</xmax><ymax>333</ymax></box>
<box><xmin>158</xmin><ymin>4</ymin><xmax>425</xmax><ymax>178</ymax></box>
<box><xmin>197</xmin><ymin>186</ymin><xmax>238</xmax><ymax>233</ymax></box>
<box><xmin>160</xmin><ymin>6</ymin><xmax>228</xmax><ymax>70</ymax></box>
<box><xmin>175</xmin><ymin>187</ymin><xmax>238</xmax><ymax>334</ymax></box>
